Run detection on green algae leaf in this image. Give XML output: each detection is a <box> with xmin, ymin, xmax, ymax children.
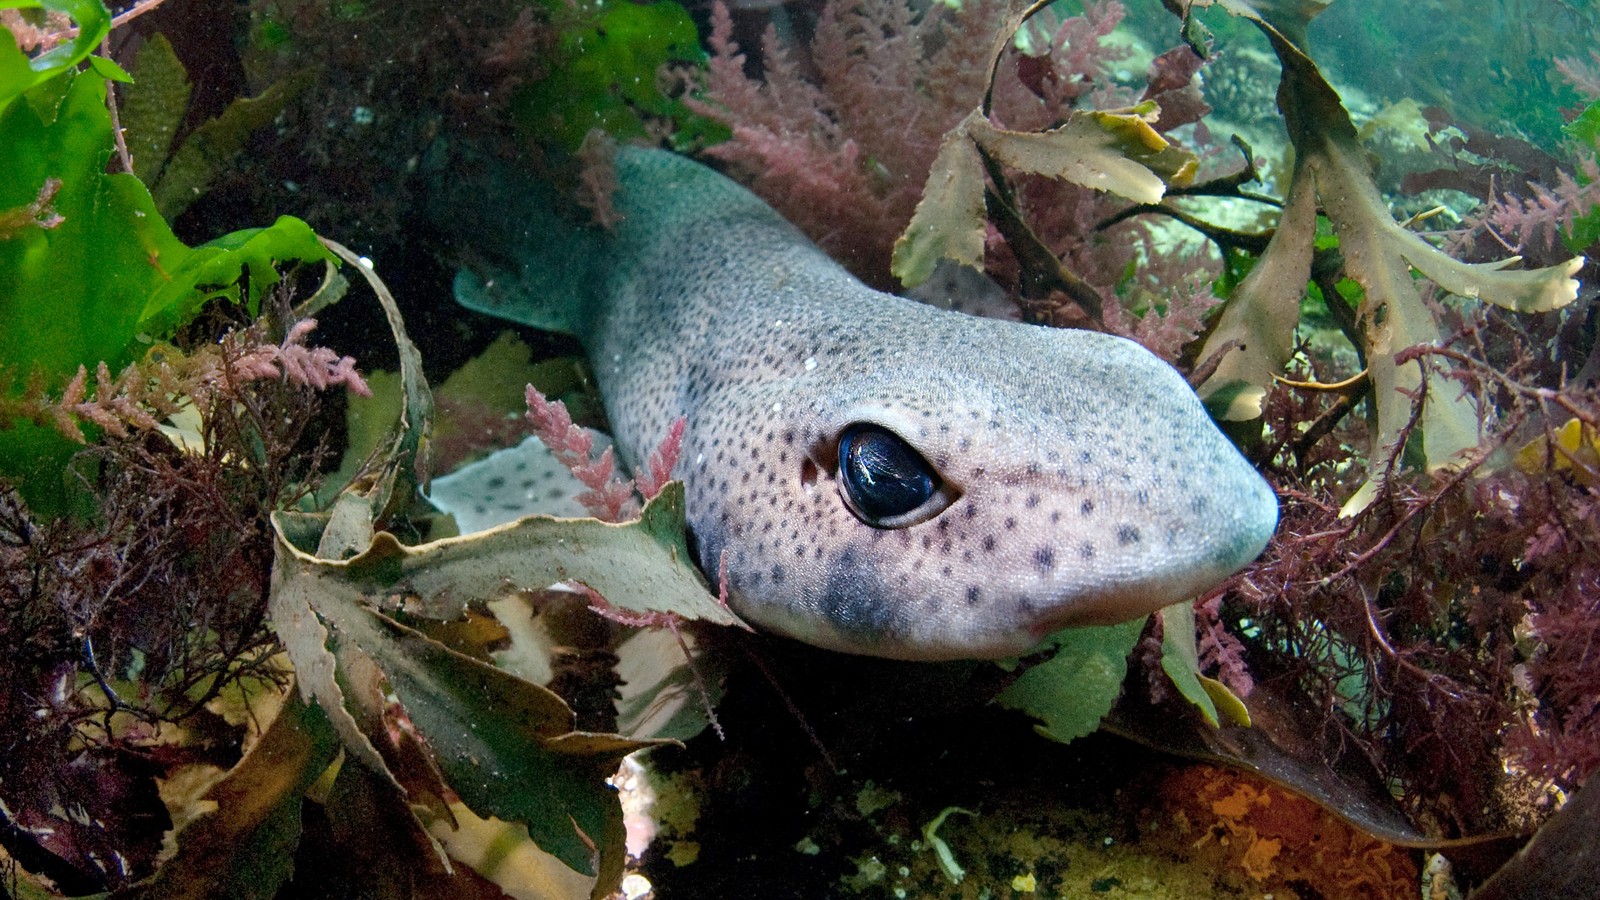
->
<box><xmin>151</xmin><ymin>67</ymin><xmax>315</xmax><ymax>220</ymax></box>
<box><xmin>0</xmin><ymin>0</ymin><xmax>109</xmax><ymax>115</ymax></box>
<box><xmin>140</xmin><ymin>216</ymin><xmax>332</xmax><ymax>337</ymax></box>
<box><xmin>1564</xmin><ymin>99</ymin><xmax>1600</xmax><ymax>151</ymax></box>
<box><xmin>0</xmin><ymin>60</ymin><xmax>330</xmax><ymax>515</ymax></box>
<box><xmin>517</xmin><ymin>0</ymin><xmax>709</xmax><ymax>152</ymax></box>
<box><xmin>995</xmin><ymin>617</ymin><xmax>1145</xmax><ymax>744</ymax></box>
<box><xmin>0</xmin><ymin>69</ymin><xmax>186</xmax><ymax>385</ymax></box>
<box><xmin>892</xmin><ymin>111</ymin><xmax>988</xmax><ymax>289</ymax></box>
<box><xmin>122</xmin><ymin>33</ymin><xmax>192</xmax><ymax>186</ymax></box>
<box><xmin>0</xmin><ymin>67</ymin><xmax>191</xmax><ymax>513</ymax></box>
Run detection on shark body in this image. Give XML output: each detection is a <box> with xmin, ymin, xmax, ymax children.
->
<box><xmin>455</xmin><ymin>146</ymin><xmax>1277</xmax><ymax>661</ymax></box>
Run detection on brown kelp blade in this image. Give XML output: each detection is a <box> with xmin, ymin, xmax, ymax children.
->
<box><xmin>1103</xmin><ymin>678</ymin><xmax>1515</xmax><ymax>850</ymax></box>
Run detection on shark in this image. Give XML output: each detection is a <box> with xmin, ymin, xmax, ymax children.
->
<box><xmin>448</xmin><ymin>145</ymin><xmax>1278</xmax><ymax>661</ymax></box>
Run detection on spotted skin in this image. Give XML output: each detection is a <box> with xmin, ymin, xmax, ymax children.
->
<box><xmin>497</xmin><ymin>147</ymin><xmax>1276</xmax><ymax>660</ymax></box>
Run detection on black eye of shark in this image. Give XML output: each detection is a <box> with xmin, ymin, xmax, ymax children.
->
<box><xmin>836</xmin><ymin>424</ymin><xmax>952</xmax><ymax>527</ymax></box>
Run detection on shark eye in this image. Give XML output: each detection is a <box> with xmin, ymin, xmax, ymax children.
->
<box><xmin>837</xmin><ymin>424</ymin><xmax>946</xmax><ymax>527</ymax></box>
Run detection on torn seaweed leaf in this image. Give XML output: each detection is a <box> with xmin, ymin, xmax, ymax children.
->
<box><xmin>891</xmin><ymin>111</ymin><xmax>989</xmax><ymax>288</ymax></box>
<box><xmin>995</xmin><ymin>617</ymin><xmax>1146</xmax><ymax>744</ymax></box>
<box><xmin>967</xmin><ymin>109</ymin><xmax>1195</xmax><ymax>206</ymax></box>
<box><xmin>263</xmin><ymin>247</ymin><xmax>724</xmax><ymax>890</ymax></box>
<box><xmin>272</xmin><ymin>482</ymin><xmax>739</xmax><ymax>629</ymax></box>
<box><xmin>268</xmin><ymin>494</ymin><xmax>698</xmax><ymax>888</ymax></box>
<box><xmin>891</xmin><ymin>101</ymin><xmax>1201</xmax><ymax>288</ymax></box>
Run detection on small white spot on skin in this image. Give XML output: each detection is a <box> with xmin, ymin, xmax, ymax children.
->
<box><xmin>772</xmin><ymin>402</ymin><xmax>783</xmax><ymax>412</ymax></box>
<box><xmin>696</xmin><ymin>452</ymin><xmax>705</xmax><ymax>466</ymax></box>
<box><xmin>804</xmin><ymin>356</ymin><xmax>817</xmax><ymax>371</ymax></box>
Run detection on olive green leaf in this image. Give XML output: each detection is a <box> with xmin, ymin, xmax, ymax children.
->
<box><xmin>268</xmin><ymin>481</ymin><xmax>734</xmax><ymax>885</ymax></box>
<box><xmin>268</xmin><ymin>509</ymin><xmax>688</xmax><ymax>887</ymax></box>
<box><xmin>995</xmin><ymin>618</ymin><xmax>1146</xmax><ymax>744</ymax></box>
<box><xmin>272</xmin><ymin>482</ymin><xmax>737</xmax><ymax>628</ymax></box>
<box><xmin>1195</xmin><ymin>161</ymin><xmax>1318</xmax><ymax>421</ymax></box>
<box><xmin>122</xmin><ymin>33</ymin><xmax>191</xmax><ymax>186</ymax></box>
<box><xmin>891</xmin><ymin>111</ymin><xmax>989</xmax><ymax>288</ymax></box>
<box><xmin>970</xmin><ymin>111</ymin><xmax>1194</xmax><ymax>206</ymax></box>
<box><xmin>120</xmin><ymin>31</ymin><xmax>314</xmax><ymax>221</ymax></box>
<box><xmin>890</xmin><ymin>0</ymin><xmax>1199</xmax><ymax>289</ymax></box>
<box><xmin>150</xmin><ymin>67</ymin><xmax>315</xmax><ymax>221</ymax></box>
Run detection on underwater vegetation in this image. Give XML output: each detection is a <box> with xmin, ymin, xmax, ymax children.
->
<box><xmin>1</xmin><ymin>0</ymin><xmax>1599</xmax><ymax>897</ymax></box>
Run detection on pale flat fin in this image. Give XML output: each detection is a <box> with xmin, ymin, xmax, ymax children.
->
<box><xmin>427</xmin><ymin>431</ymin><xmax>618</xmax><ymax>534</ymax></box>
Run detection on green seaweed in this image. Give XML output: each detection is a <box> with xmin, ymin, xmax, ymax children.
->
<box><xmin>0</xmin><ymin>6</ymin><xmax>330</xmax><ymax>515</ymax></box>
<box><xmin>515</xmin><ymin>0</ymin><xmax>721</xmax><ymax>152</ymax></box>
<box><xmin>1562</xmin><ymin>100</ymin><xmax>1600</xmax><ymax>251</ymax></box>
<box><xmin>995</xmin><ymin>618</ymin><xmax>1146</xmax><ymax>744</ymax></box>
<box><xmin>0</xmin><ymin>0</ymin><xmax>107</xmax><ymax>110</ymax></box>
<box><xmin>121</xmin><ymin>33</ymin><xmax>189</xmax><ymax>187</ymax></box>
<box><xmin>123</xmin><ymin>33</ymin><xmax>314</xmax><ymax>221</ymax></box>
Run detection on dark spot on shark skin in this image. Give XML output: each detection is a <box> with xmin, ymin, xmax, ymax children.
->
<box><xmin>817</xmin><ymin>551</ymin><xmax>896</xmax><ymax>641</ymax></box>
